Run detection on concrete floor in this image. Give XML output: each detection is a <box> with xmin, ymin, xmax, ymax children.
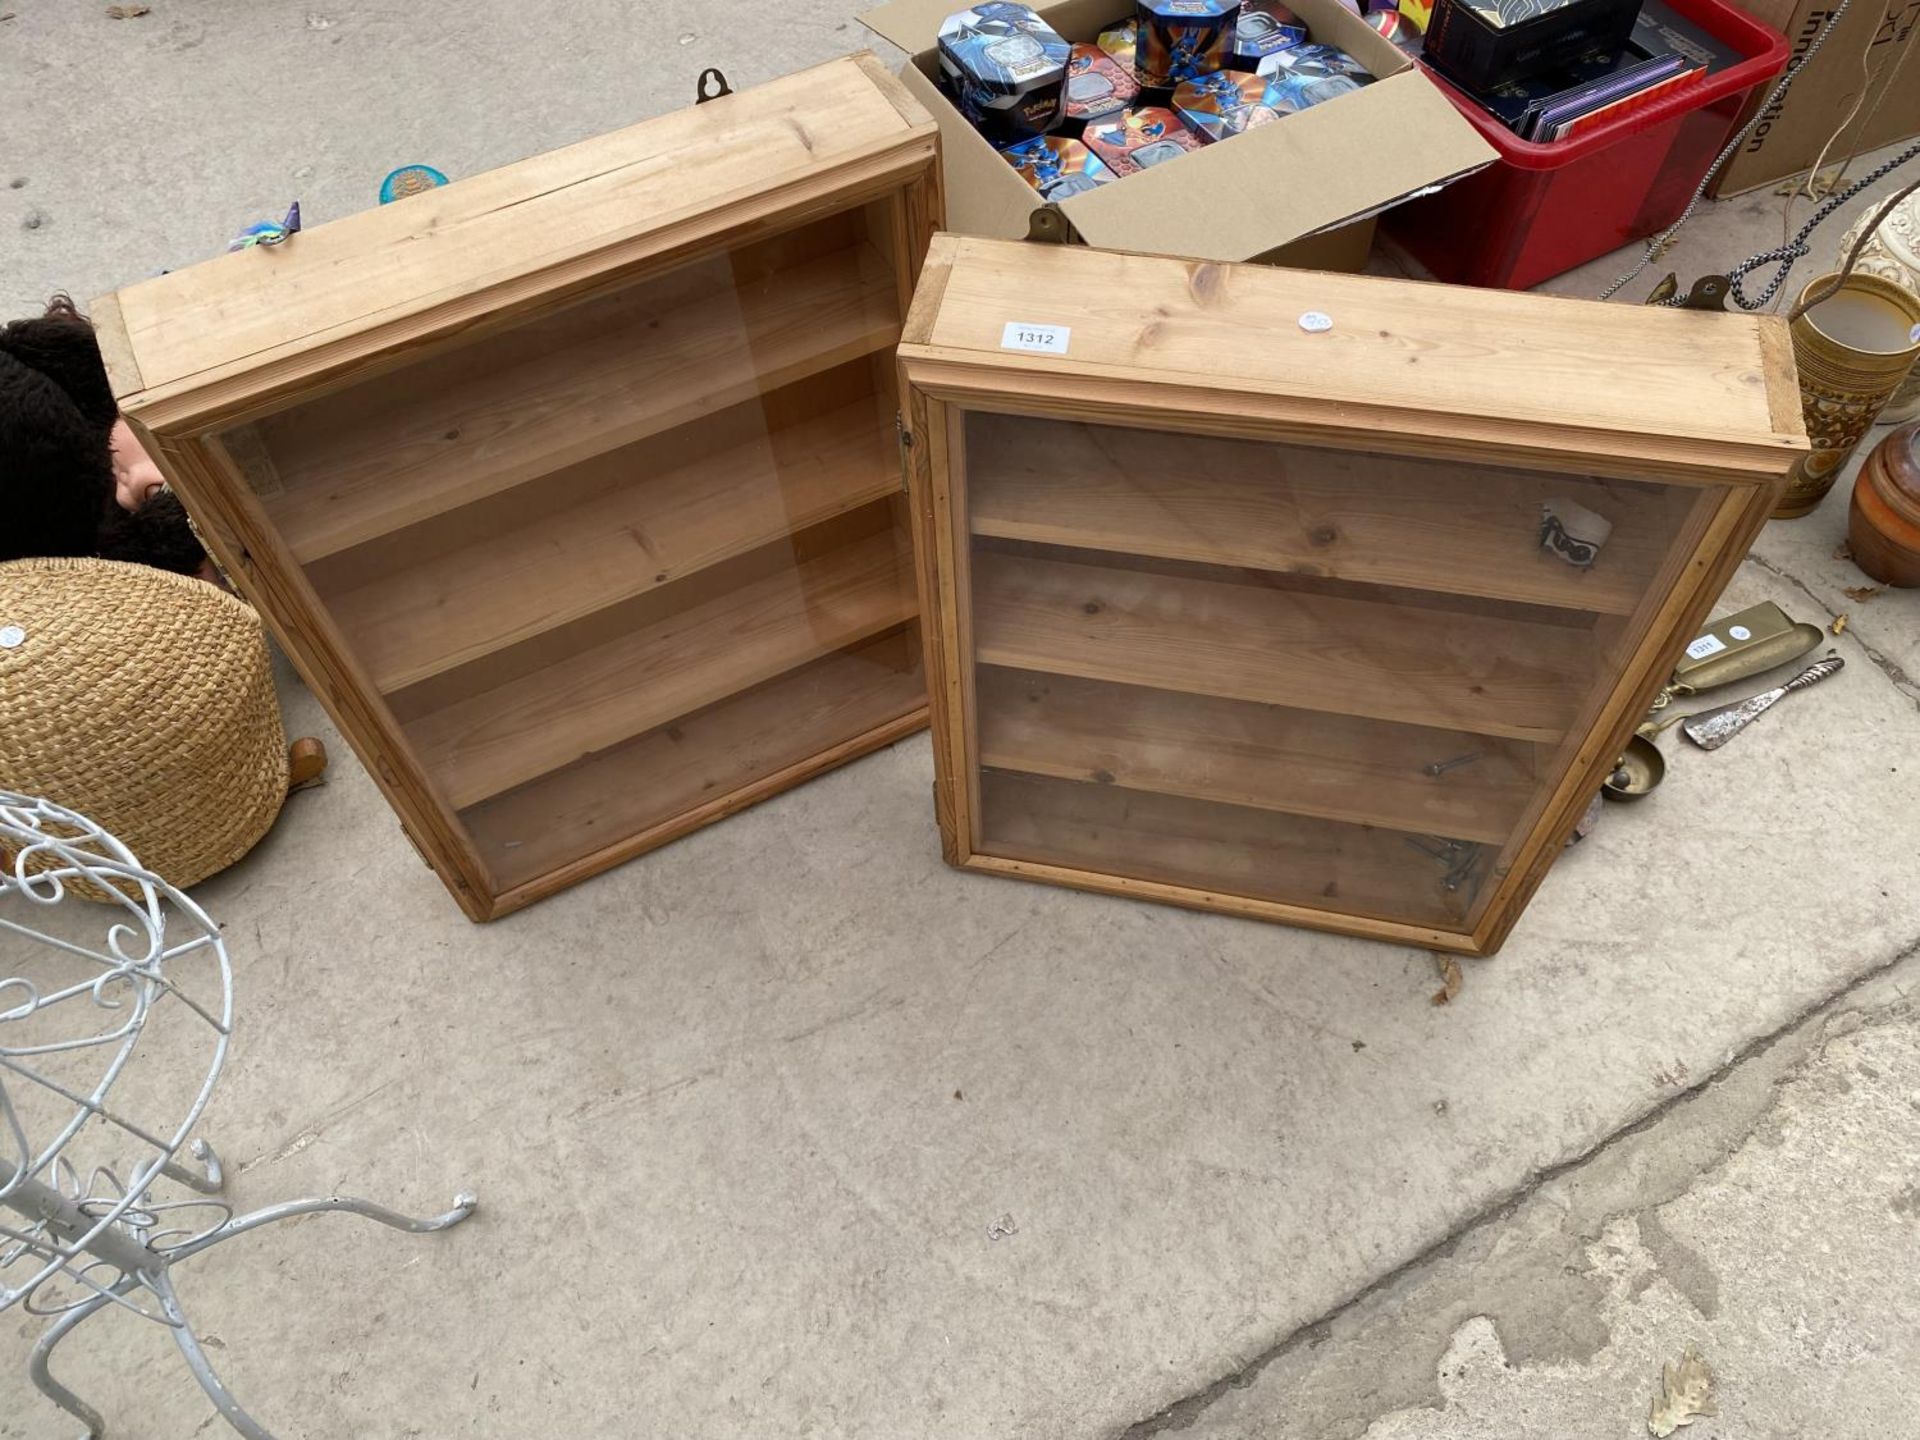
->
<box><xmin>4</xmin><ymin>3</ymin><xmax>1920</xmax><ymax>1437</ymax></box>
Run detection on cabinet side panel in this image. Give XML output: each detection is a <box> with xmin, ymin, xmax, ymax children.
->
<box><xmin>1472</xmin><ymin>480</ymin><xmax>1780</xmax><ymax>953</ymax></box>
<box><xmin>153</xmin><ymin>428</ymin><xmax>498</xmax><ymax>918</ymax></box>
<box><xmin>941</xmin><ymin>405</ymin><xmax>983</xmax><ymax>855</ymax></box>
<box><xmin>905</xmin><ymin>383</ymin><xmax>975</xmax><ymax>866</ymax></box>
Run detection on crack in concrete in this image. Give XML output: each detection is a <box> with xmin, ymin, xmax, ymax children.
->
<box><xmin>1744</xmin><ymin>550</ymin><xmax>1840</xmax><ymax>620</ymax></box>
<box><xmin>1743</xmin><ymin>552</ymin><xmax>1919</xmax><ymax>701</ymax></box>
<box><xmin>1632</xmin><ymin>1208</ymin><xmax>1720</xmax><ymax>1320</ymax></box>
<box><xmin>238</xmin><ymin>1078</ymin><xmax>400</xmax><ymax>1175</ymax></box>
<box><xmin>1113</xmin><ymin>930</ymin><xmax>1920</xmax><ymax>1439</ymax></box>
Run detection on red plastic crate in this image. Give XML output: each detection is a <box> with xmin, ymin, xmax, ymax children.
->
<box><xmin>1386</xmin><ymin>0</ymin><xmax>1789</xmax><ymax>290</ymax></box>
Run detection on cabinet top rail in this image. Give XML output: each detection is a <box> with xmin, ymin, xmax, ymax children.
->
<box><xmin>96</xmin><ymin>53</ymin><xmax>933</xmax><ymax>425</ymax></box>
<box><xmin>899</xmin><ymin>235</ymin><xmax>1808</xmax><ymax>481</ymax></box>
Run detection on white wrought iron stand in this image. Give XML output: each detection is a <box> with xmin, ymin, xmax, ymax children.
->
<box><xmin>0</xmin><ymin>791</ymin><xmax>476</xmax><ymax>1438</ymax></box>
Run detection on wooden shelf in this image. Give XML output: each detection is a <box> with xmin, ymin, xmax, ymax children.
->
<box><xmin>466</xmin><ymin>631</ymin><xmax>924</xmax><ymax>894</ymax></box>
<box><xmin>976</xmin><ymin>668</ymin><xmax>1535</xmax><ymax>846</ymax></box>
<box><xmin>407</xmin><ymin>527</ymin><xmax>915</xmax><ymax>809</ymax></box>
<box><xmin>968</xmin><ymin>416</ymin><xmax>1682</xmax><ymax>615</ymax></box>
<box><xmin>978</xmin><ymin>769</ymin><xmax>1472</xmax><ymax>930</ymax></box>
<box><xmin>325</xmin><ymin>393</ymin><xmax>897</xmax><ymax>692</ymax></box>
<box><xmin>259</xmin><ymin>241</ymin><xmax>902</xmax><ymax>562</ymax></box>
<box><xmin>973</xmin><ymin>549</ymin><xmax>1591</xmax><ymax>744</ymax></box>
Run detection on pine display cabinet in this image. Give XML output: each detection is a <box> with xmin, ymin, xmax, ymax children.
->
<box><xmin>898</xmin><ymin>235</ymin><xmax>1808</xmax><ymax>955</ymax></box>
<box><xmin>97</xmin><ymin>56</ymin><xmax>942</xmax><ymax>919</ymax></box>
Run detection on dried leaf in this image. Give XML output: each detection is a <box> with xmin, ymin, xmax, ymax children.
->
<box><xmin>1431</xmin><ymin>954</ymin><xmax>1463</xmax><ymax>1007</ymax></box>
<box><xmin>1832</xmin><ymin>614</ymin><xmax>1849</xmax><ymax>636</ymax></box>
<box><xmin>1648</xmin><ymin>1343</ymin><xmax>1717</xmax><ymax>1437</ymax></box>
<box><xmin>106</xmin><ymin>3</ymin><xmax>150</xmax><ymax>15</ymax></box>
<box><xmin>1774</xmin><ymin>165</ymin><xmax>1844</xmax><ymax>200</ymax></box>
<box><xmin>1844</xmin><ymin>585</ymin><xmax>1882</xmax><ymax>602</ymax></box>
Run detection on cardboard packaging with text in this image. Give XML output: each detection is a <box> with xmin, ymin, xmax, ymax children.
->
<box><xmin>1709</xmin><ymin>0</ymin><xmax>1919</xmax><ymax>196</ymax></box>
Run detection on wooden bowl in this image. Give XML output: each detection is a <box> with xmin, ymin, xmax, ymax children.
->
<box><xmin>1848</xmin><ymin>421</ymin><xmax>1920</xmax><ymax>587</ymax></box>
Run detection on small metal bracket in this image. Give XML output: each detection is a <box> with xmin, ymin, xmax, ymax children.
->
<box><xmin>1645</xmin><ymin>272</ymin><xmax>1731</xmax><ymax>310</ymax></box>
<box><xmin>695</xmin><ymin>68</ymin><xmax>733</xmax><ymax>105</ymax></box>
<box><xmin>1025</xmin><ymin>205</ymin><xmax>1084</xmax><ymax>247</ymax></box>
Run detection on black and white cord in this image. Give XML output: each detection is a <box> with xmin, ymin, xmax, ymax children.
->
<box><xmin>1593</xmin><ymin>0</ymin><xmax>1920</xmax><ymax>308</ymax></box>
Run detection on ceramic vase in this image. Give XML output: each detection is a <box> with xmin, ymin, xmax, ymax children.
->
<box><xmin>1837</xmin><ymin>191</ymin><xmax>1920</xmax><ymax>424</ymax></box>
<box><xmin>1776</xmin><ymin>273</ymin><xmax>1920</xmax><ymax>520</ymax></box>
<box><xmin>1848</xmin><ymin>421</ymin><xmax>1920</xmax><ymax>586</ymax></box>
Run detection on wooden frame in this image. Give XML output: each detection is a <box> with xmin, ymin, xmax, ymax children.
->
<box><xmin>899</xmin><ymin>235</ymin><xmax>1808</xmax><ymax>955</ymax></box>
<box><xmin>96</xmin><ymin>55</ymin><xmax>943</xmax><ymax>920</ymax></box>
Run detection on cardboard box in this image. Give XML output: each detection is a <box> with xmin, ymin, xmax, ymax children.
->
<box><xmin>860</xmin><ymin>0</ymin><xmax>1496</xmax><ymax>266</ymax></box>
<box><xmin>1709</xmin><ymin>0</ymin><xmax>1920</xmax><ymax>196</ymax></box>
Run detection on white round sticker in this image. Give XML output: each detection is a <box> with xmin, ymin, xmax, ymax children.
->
<box><xmin>0</xmin><ymin>625</ymin><xmax>24</xmax><ymax>649</ymax></box>
<box><xmin>1298</xmin><ymin>311</ymin><xmax>1333</xmax><ymax>333</ymax></box>
<box><xmin>1729</xmin><ymin>625</ymin><xmax>1752</xmax><ymax>641</ymax></box>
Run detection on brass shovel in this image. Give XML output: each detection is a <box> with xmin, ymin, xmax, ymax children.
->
<box><xmin>1638</xmin><ymin>621</ymin><xmax>1827</xmax><ymax>738</ymax></box>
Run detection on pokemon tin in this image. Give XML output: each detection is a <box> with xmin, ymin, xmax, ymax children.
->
<box><xmin>1257</xmin><ymin>42</ymin><xmax>1373</xmax><ymax>111</ymax></box>
<box><xmin>1098</xmin><ymin>18</ymin><xmax>1142</xmax><ymax>72</ymax></box>
<box><xmin>1232</xmin><ymin>1</ymin><xmax>1309</xmax><ymax>68</ymax></box>
<box><xmin>1135</xmin><ymin>0</ymin><xmax>1236</xmax><ymax>86</ymax></box>
<box><xmin>1000</xmin><ymin>133</ymin><xmax>1118</xmax><ymax>198</ymax></box>
<box><xmin>1083</xmin><ymin>105</ymin><xmax>1205</xmax><ymax>175</ymax></box>
<box><xmin>1064</xmin><ymin>42</ymin><xmax>1141</xmax><ymax>127</ymax></box>
<box><xmin>938</xmin><ymin>3</ymin><xmax>1072</xmax><ymax>142</ymax></box>
<box><xmin>1173</xmin><ymin>70</ymin><xmax>1287</xmax><ymax>141</ymax></box>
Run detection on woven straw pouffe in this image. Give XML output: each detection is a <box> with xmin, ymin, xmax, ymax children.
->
<box><xmin>0</xmin><ymin>557</ymin><xmax>289</xmax><ymax>893</ymax></box>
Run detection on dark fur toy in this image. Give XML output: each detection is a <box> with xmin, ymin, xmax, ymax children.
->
<box><xmin>0</xmin><ymin>296</ymin><xmax>117</xmax><ymax>563</ymax></box>
<box><xmin>0</xmin><ymin>295</ymin><xmax>205</xmax><ymax>573</ymax></box>
<box><xmin>98</xmin><ymin>492</ymin><xmax>209</xmax><ymax>576</ymax></box>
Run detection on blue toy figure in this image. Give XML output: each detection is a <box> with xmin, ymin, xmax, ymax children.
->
<box><xmin>227</xmin><ymin>201</ymin><xmax>302</xmax><ymax>253</ymax></box>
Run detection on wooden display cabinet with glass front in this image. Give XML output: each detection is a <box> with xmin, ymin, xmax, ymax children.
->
<box><xmin>899</xmin><ymin>236</ymin><xmax>1808</xmax><ymax>955</ymax></box>
<box><xmin>95</xmin><ymin>56</ymin><xmax>941</xmax><ymax>919</ymax></box>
